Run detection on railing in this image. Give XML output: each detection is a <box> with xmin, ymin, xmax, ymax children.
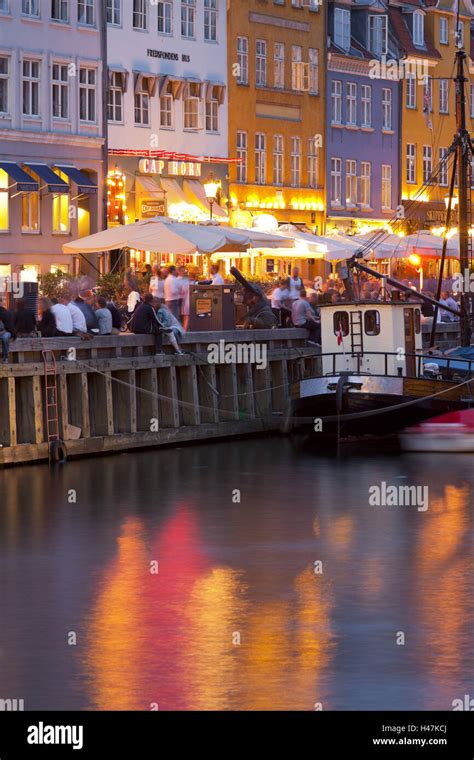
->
<box><xmin>319</xmin><ymin>351</ymin><xmax>474</xmax><ymax>379</ymax></box>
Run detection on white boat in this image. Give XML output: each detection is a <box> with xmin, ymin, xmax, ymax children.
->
<box><xmin>400</xmin><ymin>410</ymin><xmax>474</xmax><ymax>453</ymax></box>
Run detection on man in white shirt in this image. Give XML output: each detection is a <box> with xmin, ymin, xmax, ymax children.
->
<box><xmin>65</xmin><ymin>299</ymin><xmax>88</xmax><ymax>333</ymax></box>
<box><xmin>270</xmin><ymin>278</ymin><xmax>291</xmax><ymax>327</ymax></box>
<box><xmin>149</xmin><ymin>264</ymin><xmax>165</xmax><ymax>299</ymax></box>
<box><xmin>164</xmin><ymin>265</ymin><xmax>182</xmax><ymax>321</ymax></box>
<box><xmin>210</xmin><ymin>264</ymin><xmax>224</xmax><ymax>285</ymax></box>
<box><xmin>51</xmin><ymin>301</ymin><xmax>73</xmax><ymax>336</ymax></box>
<box><xmin>288</xmin><ymin>267</ymin><xmax>304</xmax><ymax>301</ymax></box>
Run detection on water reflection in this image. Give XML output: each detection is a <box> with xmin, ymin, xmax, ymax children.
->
<box><xmin>0</xmin><ymin>443</ymin><xmax>472</xmax><ymax>710</ymax></box>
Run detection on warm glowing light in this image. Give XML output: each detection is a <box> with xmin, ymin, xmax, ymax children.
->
<box><xmin>409</xmin><ymin>254</ymin><xmax>421</xmax><ymax>266</ymax></box>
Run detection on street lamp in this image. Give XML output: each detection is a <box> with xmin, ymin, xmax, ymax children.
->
<box><xmin>204</xmin><ymin>173</ymin><xmax>220</xmax><ymax>220</ymax></box>
<box><xmin>444</xmin><ymin>193</ymin><xmax>458</xmax><ymax>209</ymax></box>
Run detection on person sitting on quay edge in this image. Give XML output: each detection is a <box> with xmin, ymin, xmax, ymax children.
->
<box><xmin>128</xmin><ymin>293</ymin><xmax>163</xmax><ymax>355</ymax></box>
<box><xmin>106</xmin><ymin>300</ymin><xmax>123</xmax><ymax>333</ymax></box>
<box><xmin>13</xmin><ymin>298</ymin><xmax>37</xmax><ymax>337</ymax></box>
<box><xmin>75</xmin><ymin>290</ymin><xmax>99</xmax><ymax>332</ymax></box>
<box><xmin>51</xmin><ymin>297</ymin><xmax>74</xmax><ymax>336</ymax></box>
<box><xmin>0</xmin><ymin>301</ymin><xmax>16</xmax><ymax>363</ymax></box>
<box><xmin>243</xmin><ymin>291</ymin><xmax>278</xmax><ymax>330</ymax></box>
<box><xmin>291</xmin><ymin>288</ymin><xmax>320</xmax><ymax>344</ymax></box>
<box><xmin>94</xmin><ymin>296</ymin><xmax>113</xmax><ymax>335</ymax></box>
<box><xmin>37</xmin><ymin>297</ymin><xmax>58</xmax><ymax>337</ymax></box>
<box><xmin>155</xmin><ymin>299</ymin><xmax>185</xmax><ymax>355</ymax></box>
<box><xmin>62</xmin><ymin>292</ymin><xmax>89</xmax><ymax>336</ymax></box>
<box><xmin>439</xmin><ymin>290</ymin><xmax>460</xmax><ymax>322</ymax></box>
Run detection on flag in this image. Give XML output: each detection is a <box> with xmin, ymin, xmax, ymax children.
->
<box><xmin>337</xmin><ymin>320</ymin><xmax>343</xmax><ymax>346</ymax></box>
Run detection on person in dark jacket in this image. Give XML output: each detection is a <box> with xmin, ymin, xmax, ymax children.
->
<box><xmin>74</xmin><ymin>291</ymin><xmax>99</xmax><ymax>331</ymax></box>
<box><xmin>37</xmin><ymin>297</ymin><xmax>58</xmax><ymax>337</ymax></box>
<box><xmin>243</xmin><ymin>292</ymin><xmax>278</xmax><ymax>329</ymax></box>
<box><xmin>0</xmin><ymin>304</ymin><xmax>16</xmax><ymax>362</ymax></box>
<box><xmin>13</xmin><ymin>298</ymin><xmax>37</xmax><ymax>337</ymax></box>
<box><xmin>106</xmin><ymin>301</ymin><xmax>122</xmax><ymax>332</ymax></box>
<box><xmin>128</xmin><ymin>293</ymin><xmax>163</xmax><ymax>354</ymax></box>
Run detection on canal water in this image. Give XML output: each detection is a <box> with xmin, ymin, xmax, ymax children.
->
<box><xmin>0</xmin><ymin>438</ymin><xmax>472</xmax><ymax>711</ymax></box>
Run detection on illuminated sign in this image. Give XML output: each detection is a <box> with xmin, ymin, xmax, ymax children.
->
<box><xmin>139</xmin><ymin>158</ymin><xmax>202</xmax><ymax>177</ymax></box>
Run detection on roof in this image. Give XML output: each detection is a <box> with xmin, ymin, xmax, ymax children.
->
<box><xmin>388</xmin><ymin>6</ymin><xmax>442</xmax><ymax>59</ymax></box>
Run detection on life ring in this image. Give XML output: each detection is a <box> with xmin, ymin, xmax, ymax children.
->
<box><xmin>49</xmin><ymin>439</ymin><xmax>67</xmax><ymax>464</ymax></box>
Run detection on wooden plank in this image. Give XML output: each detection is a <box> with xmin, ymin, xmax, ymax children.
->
<box><xmin>81</xmin><ymin>373</ymin><xmax>90</xmax><ymax>438</ymax></box>
<box><xmin>7</xmin><ymin>376</ymin><xmax>16</xmax><ymax>446</ymax></box>
<box><xmin>32</xmin><ymin>375</ymin><xmax>44</xmax><ymax>444</ymax></box>
<box><xmin>58</xmin><ymin>375</ymin><xmax>69</xmax><ymax>440</ymax></box>
<box><xmin>105</xmin><ymin>371</ymin><xmax>114</xmax><ymax>436</ymax></box>
<box><xmin>129</xmin><ymin>369</ymin><xmax>138</xmax><ymax>434</ymax></box>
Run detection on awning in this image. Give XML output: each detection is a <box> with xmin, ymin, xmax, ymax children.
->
<box><xmin>133</xmin><ymin>71</ymin><xmax>157</xmax><ymax>96</ymax></box>
<box><xmin>55</xmin><ymin>165</ymin><xmax>97</xmax><ymax>195</ymax></box>
<box><xmin>108</xmin><ymin>65</ymin><xmax>129</xmax><ymax>92</ymax></box>
<box><xmin>183</xmin><ymin>179</ymin><xmax>228</xmax><ymax>219</ymax></box>
<box><xmin>204</xmin><ymin>81</ymin><xmax>226</xmax><ymax>105</ymax></box>
<box><xmin>23</xmin><ymin>162</ymin><xmax>68</xmax><ymax>193</ymax></box>
<box><xmin>0</xmin><ymin>161</ymin><xmax>39</xmax><ymax>192</ymax></box>
<box><xmin>159</xmin><ymin>75</ymin><xmax>186</xmax><ymax>99</ymax></box>
<box><xmin>160</xmin><ymin>178</ymin><xmax>192</xmax><ymax>206</ymax></box>
<box><xmin>160</xmin><ymin>178</ymin><xmax>208</xmax><ymax>221</ymax></box>
<box><xmin>135</xmin><ymin>175</ymin><xmax>165</xmax><ymax>197</ymax></box>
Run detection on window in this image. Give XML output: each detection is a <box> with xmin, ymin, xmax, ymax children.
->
<box><xmin>181</xmin><ymin>0</ymin><xmax>195</xmax><ymax>38</ymax></box>
<box><xmin>360</xmin><ymin>162</ymin><xmax>371</xmax><ymax>207</ymax></box>
<box><xmin>291</xmin><ymin>45</ymin><xmax>302</xmax><ymax>90</ymax></box>
<box><xmin>52</xmin><ymin>190</ymin><xmax>70</xmax><ymax>234</ymax></box>
<box><xmin>133</xmin><ymin>0</ymin><xmax>147</xmax><ymax>29</ymax></box>
<box><xmin>106</xmin><ymin>0</ymin><xmax>121</xmax><ymax>24</ymax></box>
<box><xmin>439</xmin><ymin>147</ymin><xmax>448</xmax><ymax>187</ymax></box>
<box><xmin>205</xmin><ymin>91</ymin><xmax>218</xmax><ymax>132</ymax></box>
<box><xmin>0</xmin><ymin>170</ymin><xmax>9</xmax><ymax>231</ymax></box>
<box><xmin>422</xmin><ymin>145</ymin><xmax>432</xmax><ymax>183</ymax></box>
<box><xmin>381</xmin><ymin>164</ymin><xmax>391</xmax><ymax>210</ymax></box>
<box><xmin>307</xmin><ymin>137</ymin><xmax>318</xmax><ymax>189</ymax></box>
<box><xmin>368</xmin><ymin>14</ymin><xmax>387</xmax><ymax>55</ymax></box>
<box><xmin>334</xmin><ymin>8</ymin><xmax>350</xmax><ymax>51</ymax></box>
<box><xmin>364</xmin><ymin>310</ymin><xmax>380</xmax><ymax>336</ymax></box>
<box><xmin>79</xmin><ymin>67</ymin><xmax>96</xmax><ymax>122</ymax></box>
<box><xmin>331</xmin><ymin>80</ymin><xmax>342</xmax><ymax>124</ymax></box>
<box><xmin>413</xmin><ymin>10</ymin><xmax>424</xmax><ymax>46</ymax></box>
<box><xmin>406</xmin><ymin>143</ymin><xmax>416</xmax><ymax>184</ymax></box>
<box><xmin>331</xmin><ymin>158</ymin><xmax>342</xmax><ymax>205</ymax></box>
<box><xmin>160</xmin><ymin>82</ymin><xmax>173</xmax><ymax>127</ymax></box>
<box><xmin>415</xmin><ymin>309</ymin><xmax>421</xmax><ymax>334</ymax></box>
<box><xmin>308</xmin><ymin>48</ymin><xmax>318</xmax><ymax>95</ymax></box>
<box><xmin>274</xmin><ymin>42</ymin><xmax>285</xmax><ymax>89</ymax></box>
<box><xmin>439</xmin><ymin>16</ymin><xmax>448</xmax><ymax>44</ymax></box>
<box><xmin>406</xmin><ymin>73</ymin><xmax>416</xmax><ymax>109</ymax></box>
<box><xmin>51</xmin><ymin>0</ymin><xmax>68</xmax><ymax>21</ymax></box>
<box><xmin>382</xmin><ymin>87</ymin><xmax>392</xmax><ymax>129</ymax></box>
<box><xmin>439</xmin><ymin>79</ymin><xmax>448</xmax><ymax>114</ymax></box>
<box><xmin>272</xmin><ymin>135</ymin><xmax>284</xmax><ymax>186</ymax></box>
<box><xmin>333</xmin><ymin>311</ymin><xmax>349</xmax><ymax>337</ymax></box>
<box><xmin>255</xmin><ymin>133</ymin><xmax>266</xmax><ymax>185</ymax></box>
<box><xmin>22</xmin><ymin>184</ymin><xmax>40</xmax><ymax>233</ymax></box>
<box><xmin>78</xmin><ymin>0</ymin><xmax>94</xmax><ymax>25</ymax></box>
<box><xmin>108</xmin><ymin>71</ymin><xmax>123</xmax><ymax>122</ymax></box>
<box><xmin>346</xmin><ymin>82</ymin><xmax>357</xmax><ymax>126</ymax></box>
<box><xmin>345</xmin><ymin>159</ymin><xmax>357</xmax><ymax>206</ymax></box>
<box><xmin>256</xmin><ymin>40</ymin><xmax>267</xmax><ymax>87</ymax></box>
<box><xmin>22</xmin><ymin>59</ymin><xmax>40</xmax><ymax>117</ymax></box>
<box><xmin>22</xmin><ymin>0</ymin><xmax>40</xmax><ymax>16</ymax></box>
<box><xmin>52</xmin><ymin>63</ymin><xmax>69</xmax><ymax>119</ymax></box>
<box><xmin>361</xmin><ymin>84</ymin><xmax>371</xmax><ymax>128</ymax></box>
<box><xmin>204</xmin><ymin>0</ymin><xmax>217</xmax><ymax>42</ymax></box>
<box><xmin>0</xmin><ymin>56</ymin><xmax>8</xmax><ymax>113</ymax></box>
<box><xmin>135</xmin><ymin>80</ymin><xmax>150</xmax><ymax>125</ymax></box>
<box><xmin>183</xmin><ymin>83</ymin><xmax>200</xmax><ymax>129</ymax></box>
<box><xmin>158</xmin><ymin>1</ymin><xmax>172</xmax><ymax>34</ymax></box>
<box><xmin>237</xmin><ymin>37</ymin><xmax>248</xmax><ymax>85</ymax></box>
<box><xmin>236</xmin><ymin>131</ymin><xmax>247</xmax><ymax>184</ymax></box>
<box><xmin>290</xmin><ymin>136</ymin><xmax>301</xmax><ymax>187</ymax></box>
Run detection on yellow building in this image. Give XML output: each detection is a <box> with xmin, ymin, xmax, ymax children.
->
<box><xmin>395</xmin><ymin>0</ymin><xmax>474</xmax><ymax>230</ymax></box>
<box><xmin>227</xmin><ymin>0</ymin><xmax>326</xmax><ymax>240</ymax></box>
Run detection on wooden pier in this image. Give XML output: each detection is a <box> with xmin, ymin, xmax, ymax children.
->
<box><xmin>0</xmin><ymin>330</ymin><xmax>318</xmax><ymax>466</ymax></box>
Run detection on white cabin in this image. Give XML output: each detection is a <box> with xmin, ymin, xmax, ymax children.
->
<box><xmin>320</xmin><ymin>302</ymin><xmax>423</xmax><ymax>377</ymax></box>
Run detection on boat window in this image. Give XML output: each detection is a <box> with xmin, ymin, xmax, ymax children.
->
<box><xmin>364</xmin><ymin>310</ymin><xmax>380</xmax><ymax>336</ymax></box>
<box><xmin>414</xmin><ymin>308</ymin><xmax>421</xmax><ymax>334</ymax></box>
<box><xmin>333</xmin><ymin>311</ymin><xmax>349</xmax><ymax>337</ymax></box>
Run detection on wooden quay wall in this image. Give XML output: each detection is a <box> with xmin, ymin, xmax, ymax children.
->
<box><xmin>0</xmin><ymin>329</ymin><xmax>318</xmax><ymax>466</ymax></box>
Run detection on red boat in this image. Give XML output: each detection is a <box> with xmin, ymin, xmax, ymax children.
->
<box><xmin>400</xmin><ymin>409</ymin><xmax>474</xmax><ymax>453</ymax></box>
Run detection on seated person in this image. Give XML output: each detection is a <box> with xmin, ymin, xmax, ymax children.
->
<box><xmin>95</xmin><ymin>297</ymin><xmax>113</xmax><ymax>335</ymax></box>
<box><xmin>155</xmin><ymin>300</ymin><xmax>185</xmax><ymax>355</ymax></box>
<box><xmin>13</xmin><ymin>298</ymin><xmax>37</xmax><ymax>337</ymax></box>
<box><xmin>128</xmin><ymin>293</ymin><xmax>163</xmax><ymax>355</ymax></box>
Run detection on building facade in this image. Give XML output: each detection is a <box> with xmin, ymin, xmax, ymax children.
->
<box><xmin>227</xmin><ymin>0</ymin><xmax>326</xmax><ymax>237</ymax></box>
<box><xmin>106</xmin><ymin>0</ymin><xmax>229</xmax><ymax>270</ymax></box>
<box><xmin>326</xmin><ymin>0</ymin><xmax>400</xmax><ymax>235</ymax></box>
<box><xmin>0</xmin><ymin>0</ymin><xmax>105</xmax><ymax>279</ymax></box>
<box><xmin>394</xmin><ymin>0</ymin><xmax>474</xmax><ymax>231</ymax></box>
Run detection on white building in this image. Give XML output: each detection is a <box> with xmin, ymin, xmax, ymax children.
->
<box><xmin>0</xmin><ymin>0</ymin><xmax>106</xmax><ymax>278</ymax></box>
<box><xmin>106</xmin><ymin>0</ymin><xmax>229</xmax><ymax>266</ymax></box>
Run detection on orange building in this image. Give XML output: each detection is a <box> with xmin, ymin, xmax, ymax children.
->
<box><xmin>227</xmin><ymin>0</ymin><xmax>326</xmax><ymax>235</ymax></box>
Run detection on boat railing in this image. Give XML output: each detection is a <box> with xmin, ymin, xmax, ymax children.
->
<box><xmin>319</xmin><ymin>351</ymin><xmax>474</xmax><ymax>379</ymax></box>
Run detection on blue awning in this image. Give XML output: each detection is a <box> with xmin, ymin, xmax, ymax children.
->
<box><xmin>0</xmin><ymin>161</ymin><xmax>38</xmax><ymax>192</ymax></box>
<box><xmin>55</xmin><ymin>165</ymin><xmax>97</xmax><ymax>195</ymax></box>
<box><xmin>24</xmin><ymin>163</ymin><xmax>69</xmax><ymax>193</ymax></box>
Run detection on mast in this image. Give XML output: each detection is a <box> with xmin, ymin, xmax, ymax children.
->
<box><xmin>455</xmin><ymin>49</ymin><xmax>472</xmax><ymax>346</ymax></box>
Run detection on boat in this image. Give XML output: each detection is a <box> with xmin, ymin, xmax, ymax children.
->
<box><xmin>400</xmin><ymin>409</ymin><xmax>474</xmax><ymax>453</ymax></box>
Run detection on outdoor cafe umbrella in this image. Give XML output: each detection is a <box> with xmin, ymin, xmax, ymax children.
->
<box><xmin>62</xmin><ymin>217</ymin><xmax>295</xmax><ymax>255</ymax></box>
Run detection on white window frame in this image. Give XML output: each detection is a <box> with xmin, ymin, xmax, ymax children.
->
<box><xmin>107</xmin><ymin>71</ymin><xmax>123</xmax><ymax>123</ymax></box>
<box><xmin>307</xmin><ymin>137</ymin><xmax>318</xmax><ymax>189</ymax></box>
<box><xmin>183</xmin><ymin>90</ymin><xmax>201</xmax><ymax>130</ymax></box>
<box><xmin>308</xmin><ymin>48</ymin><xmax>318</xmax><ymax>95</ymax></box>
<box><xmin>22</xmin><ymin>0</ymin><xmax>40</xmax><ymax>17</ymax></box>
<box><xmin>135</xmin><ymin>84</ymin><xmax>150</xmax><ymax>126</ymax></box>
<box><xmin>181</xmin><ymin>0</ymin><xmax>195</xmax><ymax>39</ymax></box>
<box><xmin>22</xmin><ymin>58</ymin><xmax>40</xmax><ymax>117</ymax></box>
<box><xmin>274</xmin><ymin>42</ymin><xmax>285</xmax><ymax>89</ymax></box>
<box><xmin>439</xmin><ymin>78</ymin><xmax>448</xmax><ymax>114</ymax></box>
<box><xmin>256</xmin><ymin>39</ymin><xmax>267</xmax><ymax>88</ymax></box>
<box><xmin>382</xmin><ymin>87</ymin><xmax>392</xmax><ymax>130</ymax></box>
<box><xmin>331</xmin><ymin>157</ymin><xmax>342</xmax><ymax>206</ymax></box>
<box><xmin>345</xmin><ymin>159</ymin><xmax>357</xmax><ymax>206</ymax></box>
<box><xmin>21</xmin><ymin>188</ymin><xmax>40</xmax><ymax>233</ymax></box>
<box><xmin>204</xmin><ymin>0</ymin><xmax>217</xmax><ymax>43</ymax></box>
<box><xmin>368</xmin><ymin>14</ymin><xmax>388</xmax><ymax>55</ymax></box>
<box><xmin>79</xmin><ymin>66</ymin><xmax>96</xmax><ymax>123</ymax></box>
<box><xmin>158</xmin><ymin>1</ymin><xmax>173</xmax><ymax>34</ymax></box>
<box><xmin>205</xmin><ymin>94</ymin><xmax>218</xmax><ymax>133</ymax></box>
<box><xmin>406</xmin><ymin>143</ymin><xmax>416</xmax><ymax>184</ymax></box>
<box><xmin>106</xmin><ymin>0</ymin><xmax>121</xmax><ymax>25</ymax></box>
<box><xmin>237</xmin><ymin>37</ymin><xmax>248</xmax><ymax>85</ymax></box>
<box><xmin>406</xmin><ymin>73</ymin><xmax>416</xmax><ymax>109</ymax></box>
<box><xmin>361</xmin><ymin>84</ymin><xmax>371</xmax><ymax>128</ymax></box>
<box><xmin>422</xmin><ymin>145</ymin><xmax>432</xmax><ymax>184</ymax></box>
<box><xmin>52</xmin><ymin>62</ymin><xmax>69</xmax><ymax>120</ymax></box>
<box><xmin>290</xmin><ymin>136</ymin><xmax>301</xmax><ymax>187</ymax></box>
<box><xmin>133</xmin><ymin>0</ymin><xmax>147</xmax><ymax>30</ymax></box>
<box><xmin>236</xmin><ymin>130</ymin><xmax>247</xmax><ymax>184</ymax></box>
<box><xmin>160</xmin><ymin>86</ymin><xmax>174</xmax><ymax>128</ymax></box>
<box><xmin>273</xmin><ymin>134</ymin><xmax>284</xmax><ymax>186</ymax></box>
<box><xmin>413</xmin><ymin>10</ymin><xmax>424</xmax><ymax>47</ymax></box>
<box><xmin>439</xmin><ymin>147</ymin><xmax>448</xmax><ymax>187</ymax></box>
<box><xmin>439</xmin><ymin>16</ymin><xmax>448</xmax><ymax>45</ymax></box>
<box><xmin>291</xmin><ymin>45</ymin><xmax>302</xmax><ymax>90</ymax></box>
<box><xmin>381</xmin><ymin>164</ymin><xmax>391</xmax><ymax>210</ymax></box>
<box><xmin>51</xmin><ymin>0</ymin><xmax>69</xmax><ymax>22</ymax></box>
<box><xmin>346</xmin><ymin>81</ymin><xmax>357</xmax><ymax>126</ymax></box>
<box><xmin>255</xmin><ymin>133</ymin><xmax>266</xmax><ymax>185</ymax></box>
<box><xmin>0</xmin><ymin>55</ymin><xmax>8</xmax><ymax>114</ymax></box>
<box><xmin>78</xmin><ymin>0</ymin><xmax>94</xmax><ymax>26</ymax></box>
<box><xmin>360</xmin><ymin>161</ymin><xmax>371</xmax><ymax>208</ymax></box>
<box><xmin>331</xmin><ymin>79</ymin><xmax>342</xmax><ymax>125</ymax></box>
<box><xmin>334</xmin><ymin>8</ymin><xmax>350</xmax><ymax>51</ymax></box>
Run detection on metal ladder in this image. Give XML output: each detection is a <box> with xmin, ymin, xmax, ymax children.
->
<box><xmin>42</xmin><ymin>350</ymin><xmax>60</xmax><ymax>452</ymax></box>
<box><xmin>350</xmin><ymin>310</ymin><xmax>363</xmax><ymax>356</ymax></box>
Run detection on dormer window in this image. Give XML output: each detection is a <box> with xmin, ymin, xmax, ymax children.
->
<box><xmin>368</xmin><ymin>14</ymin><xmax>387</xmax><ymax>55</ymax></box>
<box><xmin>413</xmin><ymin>10</ymin><xmax>424</xmax><ymax>47</ymax></box>
<box><xmin>334</xmin><ymin>8</ymin><xmax>351</xmax><ymax>52</ymax></box>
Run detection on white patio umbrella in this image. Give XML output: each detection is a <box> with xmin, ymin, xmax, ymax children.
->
<box><xmin>277</xmin><ymin>224</ymin><xmax>360</xmax><ymax>260</ymax></box>
<box><xmin>63</xmin><ymin>217</ymin><xmax>295</xmax><ymax>255</ymax></box>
